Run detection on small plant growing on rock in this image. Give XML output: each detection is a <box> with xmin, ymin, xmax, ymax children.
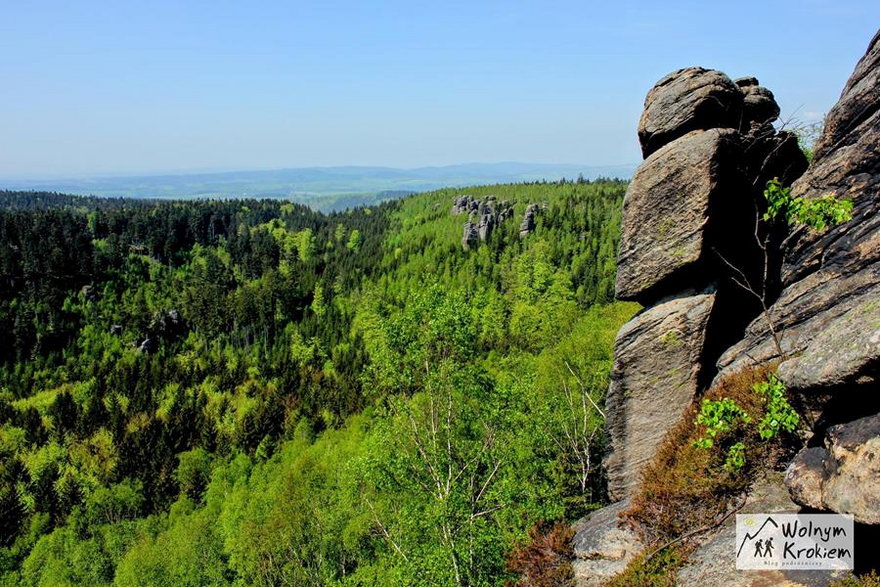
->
<box><xmin>763</xmin><ymin>178</ymin><xmax>853</xmax><ymax>231</ymax></box>
<box><xmin>716</xmin><ymin>178</ymin><xmax>854</xmax><ymax>357</ymax></box>
<box><xmin>692</xmin><ymin>372</ymin><xmax>799</xmax><ymax>472</ymax></box>
<box><xmin>724</xmin><ymin>442</ymin><xmax>747</xmax><ymax>472</ymax></box>
<box><xmin>693</xmin><ymin>397</ymin><xmax>751</xmax><ymax>449</ymax></box>
<box><xmin>753</xmin><ymin>373</ymin><xmax>799</xmax><ymax>440</ymax></box>
<box><xmin>627</xmin><ymin>365</ymin><xmax>799</xmax><ymax>543</ymax></box>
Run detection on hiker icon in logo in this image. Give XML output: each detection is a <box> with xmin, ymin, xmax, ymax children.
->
<box><xmin>737</xmin><ymin>516</ymin><xmax>779</xmax><ymax>560</ymax></box>
<box><xmin>754</xmin><ymin>537</ymin><xmax>774</xmax><ymax>558</ymax></box>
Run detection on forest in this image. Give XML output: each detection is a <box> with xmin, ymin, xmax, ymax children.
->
<box><xmin>0</xmin><ymin>180</ymin><xmax>635</xmax><ymax>586</ymax></box>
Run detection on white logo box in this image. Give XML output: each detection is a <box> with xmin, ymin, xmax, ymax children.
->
<box><xmin>736</xmin><ymin>513</ymin><xmax>854</xmax><ymax>570</ymax></box>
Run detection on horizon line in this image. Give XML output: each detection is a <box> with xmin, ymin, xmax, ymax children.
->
<box><xmin>0</xmin><ymin>161</ymin><xmax>639</xmax><ymax>184</ymax></box>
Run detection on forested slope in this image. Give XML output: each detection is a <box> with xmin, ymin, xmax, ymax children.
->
<box><xmin>0</xmin><ymin>181</ymin><xmax>635</xmax><ymax>586</ymax></box>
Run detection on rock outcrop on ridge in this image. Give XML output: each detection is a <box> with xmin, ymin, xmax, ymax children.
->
<box><xmin>452</xmin><ymin>195</ymin><xmax>542</xmax><ymax>249</ymax></box>
<box><xmin>575</xmin><ymin>29</ymin><xmax>880</xmax><ymax>587</ymax></box>
<box><xmin>604</xmin><ymin>67</ymin><xmax>806</xmax><ymax>501</ymax></box>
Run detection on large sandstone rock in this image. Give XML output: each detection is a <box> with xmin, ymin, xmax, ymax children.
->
<box><xmin>715</xmin><ymin>32</ymin><xmax>880</xmax><ymax>391</ymax></box>
<box><xmin>716</xmin><ymin>262</ymin><xmax>880</xmax><ymax>388</ymax></box>
<box><xmin>519</xmin><ymin>203</ymin><xmax>538</xmax><ymax>238</ymax></box>
<box><xmin>615</xmin><ymin>129</ymin><xmax>748</xmax><ymax>304</ymax></box>
<box><xmin>461</xmin><ymin>218</ymin><xmax>479</xmax><ymax>250</ymax></box>
<box><xmin>785</xmin><ymin>413</ymin><xmax>880</xmax><ymax>524</ymax></box>
<box><xmin>572</xmin><ymin>500</ymin><xmax>643</xmax><ymax>586</ymax></box>
<box><xmin>604</xmin><ymin>291</ymin><xmax>716</xmax><ymax>500</ymax></box>
<box><xmin>638</xmin><ymin>67</ymin><xmax>743</xmax><ymax>158</ymax></box>
<box><xmin>784</xmin><ymin>447</ymin><xmax>828</xmax><ymax>510</ymax></box>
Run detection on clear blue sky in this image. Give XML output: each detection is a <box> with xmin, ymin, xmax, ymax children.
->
<box><xmin>1</xmin><ymin>1</ymin><xmax>877</xmax><ymax>178</ymax></box>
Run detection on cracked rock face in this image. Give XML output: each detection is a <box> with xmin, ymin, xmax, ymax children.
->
<box><xmin>603</xmin><ymin>291</ymin><xmax>716</xmax><ymax>500</ymax></box>
<box><xmin>715</xmin><ymin>31</ymin><xmax>880</xmax><ymax>394</ymax></box>
<box><xmin>615</xmin><ymin>128</ymin><xmax>747</xmax><ymax>305</ymax></box>
<box><xmin>785</xmin><ymin>413</ymin><xmax>880</xmax><ymax>524</ymax></box>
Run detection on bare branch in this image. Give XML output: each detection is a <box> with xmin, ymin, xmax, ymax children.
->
<box><xmin>564</xmin><ymin>360</ymin><xmax>605</xmax><ymax>419</ymax></box>
<box><xmin>365</xmin><ymin>496</ymin><xmax>409</xmax><ymax>561</ymax></box>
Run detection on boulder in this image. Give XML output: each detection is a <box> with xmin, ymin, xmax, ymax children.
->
<box><xmin>783</xmin><ymin>447</ymin><xmax>827</xmax><ymax>510</ymax></box>
<box><xmin>604</xmin><ymin>291</ymin><xmax>717</xmax><ymax>500</ymax></box>
<box><xmin>734</xmin><ymin>76</ymin><xmax>759</xmax><ymax>88</ymax></box>
<box><xmin>716</xmin><ymin>261</ymin><xmax>880</xmax><ymax>387</ymax></box>
<box><xmin>785</xmin><ymin>413</ymin><xmax>880</xmax><ymax>524</ymax></box>
<box><xmin>741</xmin><ymin>84</ymin><xmax>781</xmax><ymax>129</ymax></box>
<box><xmin>572</xmin><ymin>500</ymin><xmax>643</xmax><ymax>586</ymax></box>
<box><xmin>638</xmin><ymin>67</ymin><xmax>743</xmax><ymax>158</ymax></box>
<box><xmin>615</xmin><ymin>128</ymin><xmax>749</xmax><ymax>305</ymax></box>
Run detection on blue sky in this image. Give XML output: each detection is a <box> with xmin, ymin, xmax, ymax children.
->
<box><xmin>1</xmin><ymin>1</ymin><xmax>877</xmax><ymax>178</ymax></box>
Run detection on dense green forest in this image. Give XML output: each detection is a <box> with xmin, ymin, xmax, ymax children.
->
<box><xmin>0</xmin><ymin>181</ymin><xmax>635</xmax><ymax>586</ymax></box>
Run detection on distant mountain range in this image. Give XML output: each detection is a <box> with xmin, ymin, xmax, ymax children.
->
<box><xmin>0</xmin><ymin>162</ymin><xmax>635</xmax><ymax>211</ymax></box>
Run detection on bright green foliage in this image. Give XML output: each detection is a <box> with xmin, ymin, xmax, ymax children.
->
<box><xmin>694</xmin><ymin>398</ymin><xmax>751</xmax><ymax>449</ymax></box>
<box><xmin>763</xmin><ymin>178</ymin><xmax>854</xmax><ymax>230</ymax></box>
<box><xmin>753</xmin><ymin>374</ymin><xmax>799</xmax><ymax>440</ymax></box>
<box><xmin>0</xmin><ymin>182</ymin><xmax>633</xmax><ymax>585</ymax></box>
<box><xmin>346</xmin><ymin>228</ymin><xmax>361</xmax><ymax>251</ymax></box>
<box><xmin>724</xmin><ymin>442</ymin><xmax>747</xmax><ymax>472</ymax></box>
<box><xmin>694</xmin><ymin>372</ymin><xmax>799</xmax><ymax>475</ymax></box>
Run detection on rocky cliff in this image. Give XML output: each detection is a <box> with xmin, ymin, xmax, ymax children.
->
<box><xmin>605</xmin><ymin>66</ymin><xmax>807</xmax><ymax>501</ymax></box>
<box><xmin>575</xmin><ymin>30</ymin><xmax>880</xmax><ymax>586</ymax></box>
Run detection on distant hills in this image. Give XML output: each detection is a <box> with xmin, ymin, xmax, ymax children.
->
<box><xmin>1</xmin><ymin>162</ymin><xmax>636</xmax><ymax>211</ymax></box>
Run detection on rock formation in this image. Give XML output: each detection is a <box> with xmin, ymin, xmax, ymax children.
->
<box><xmin>462</xmin><ymin>217</ymin><xmax>480</xmax><ymax>250</ymax></box>
<box><xmin>736</xmin><ymin>76</ymin><xmax>781</xmax><ymax>130</ymax></box>
<box><xmin>519</xmin><ymin>204</ymin><xmax>539</xmax><ymax>238</ymax></box>
<box><xmin>574</xmin><ymin>29</ymin><xmax>880</xmax><ymax>586</ymax></box>
<box><xmin>572</xmin><ymin>500</ymin><xmax>643</xmax><ymax>586</ymax></box>
<box><xmin>604</xmin><ymin>291</ymin><xmax>716</xmax><ymax>498</ymax></box>
<box><xmin>604</xmin><ymin>67</ymin><xmax>806</xmax><ymax>501</ymax></box>
<box><xmin>452</xmin><ymin>195</ymin><xmax>529</xmax><ymax>249</ymax></box>
<box><xmin>717</xmin><ymin>31</ymin><xmax>880</xmax><ymax>399</ymax></box>
<box><xmin>785</xmin><ymin>413</ymin><xmax>880</xmax><ymax>525</ymax></box>
<box><xmin>637</xmin><ymin>67</ymin><xmax>743</xmax><ymax>158</ymax></box>
<box><xmin>615</xmin><ymin>128</ymin><xmax>749</xmax><ymax>304</ymax></box>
